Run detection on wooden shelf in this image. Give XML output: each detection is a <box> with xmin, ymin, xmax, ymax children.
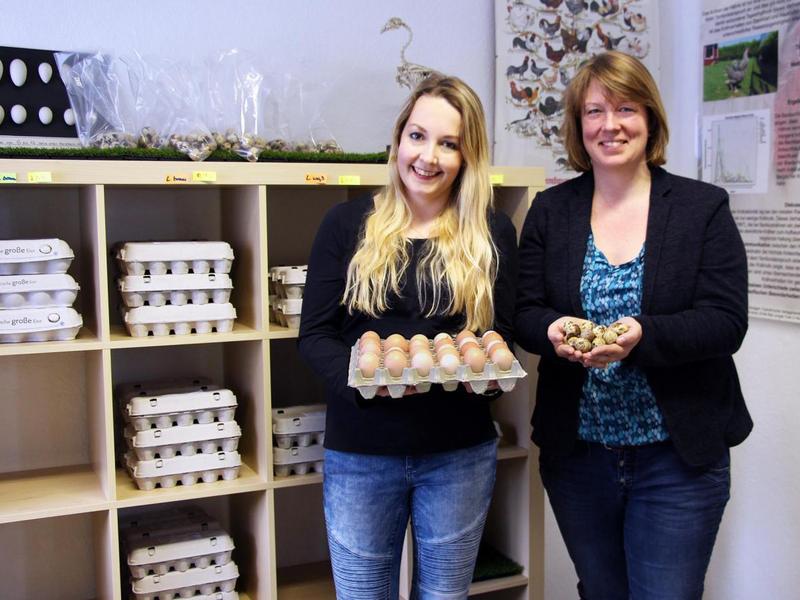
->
<box><xmin>268</xmin><ymin>324</ymin><xmax>300</xmax><ymax>339</ymax></box>
<box><xmin>498</xmin><ymin>444</ymin><xmax>530</xmax><ymax>461</ymax></box>
<box><xmin>277</xmin><ymin>560</ymin><xmax>336</xmax><ymax>600</ymax></box>
<box><xmin>0</xmin><ymin>465</ymin><xmax>108</xmax><ymax>524</ymax></box>
<box><xmin>469</xmin><ymin>574</ymin><xmax>529</xmax><ymax>596</ymax></box>
<box><xmin>108</xmin><ymin>322</ymin><xmax>263</xmax><ymax>347</ymax></box>
<box><xmin>0</xmin><ymin>329</ymin><xmax>103</xmax><ymax>356</ymax></box>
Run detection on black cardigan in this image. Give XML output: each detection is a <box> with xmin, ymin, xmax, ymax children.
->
<box><xmin>514</xmin><ymin>167</ymin><xmax>752</xmax><ymax>467</ymax></box>
<box><xmin>298</xmin><ymin>194</ymin><xmax>518</xmax><ymax>455</ymax></box>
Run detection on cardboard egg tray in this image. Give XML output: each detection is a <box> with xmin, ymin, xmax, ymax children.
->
<box><xmin>122</xmin><ymin>507</ymin><xmax>219</xmax><ymax>540</ymax></box>
<box><xmin>130</xmin><ymin>561</ymin><xmax>239</xmax><ymax>600</ymax></box>
<box><xmin>117</xmin><ymin>378</ymin><xmax>215</xmax><ymax>400</ymax></box>
<box><xmin>120</xmin><ymin>386</ymin><xmax>238</xmax><ymax>432</ymax></box>
<box><xmin>118</xmin><ymin>273</ymin><xmax>233</xmax><ymax>308</ymax></box>
<box><xmin>269</xmin><ymin>265</ymin><xmax>307</xmax><ymax>299</ymax></box>
<box><xmin>0</xmin><ymin>238</ymin><xmax>74</xmax><ymax>275</ymax></box>
<box><xmin>273</xmin><ymin>443</ymin><xmax>324</xmax><ymax>477</ymax></box>
<box><xmin>0</xmin><ymin>306</ymin><xmax>82</xmax><ymax>343</ymax></box>
<box><xmin>272</xmin><ymin>297</ymin><xmax>301</xmax><ymax>328</ymax></box>
<box><xmin>347</xmin><ymin>341</ymin><xmax>527</xmax><ymax>399</ymax></box>
<box><xmin>125</xmin><ymin>421</ymin><xmax>242</xmax><ymax>461</ymax></box>
<box><xmin>0</xmin><ymin>273</ymin><xmax>80</xmax><ymax>308</ymax></box>
<box><xmin>123</xmin><ymin>302</ymin><xmax>237</xmax><ymax>337</ymax></box>
<box><xmin>126</xmin><ymin>527</ymin><xmax>235</xmax><ymax>579</ymax></box>
<box><xmin>116</xmin><ymin>241</ymin><xmax>234</xmax><ymax>276</ymax></box>
<box><xmin>125</xmin><ymin>450</ymin><xmax>242</xmax><ymax>490</ymax></box>
<box><xmin>272</xmin><ymin>404</ymin><xmax>326</xmax><ymax>449</ymax></box>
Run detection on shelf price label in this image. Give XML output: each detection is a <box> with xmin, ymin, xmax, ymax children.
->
<box><xmin>489</xmin><ymin>173</ymin><xmax>505</xmax><ymax>185</ymax></box>
<box><xmin>305</xmin><ymin>173</ymin><xmax>329</xmax><ymax>185</ymax></box>
<box><xmin>338</xmin><ymin>175</ymin><xmax>361</xmax><ymax>186</ymax></box>
<box><xmin>192</xmin><ymin>171</ymin><xmax>217</xmax><ymax>182</ymax></box>
<box><xmin>0</xmin><ymin>172</ymin><xmax>18</xmax><ymax>183</ymax></box>
<box><xmin>27</xmin><ymin>171</ymin><xmax>53</xmax><ymax>183</ymax></box>
<box><xmin>165</xmin><ymin>173</ymin><xmax>190</xmax><ymax>183</ymax></box>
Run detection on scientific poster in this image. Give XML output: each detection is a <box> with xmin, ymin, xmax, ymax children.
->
<box><xmin>493</xmin><ymin>0</ymin><xmax>659</xmax><ymax>186</ymax></box>
<box><xmin>701</xmin><ymin>0</ymin><xmax>800</xmax><ymax>323</ymax></box>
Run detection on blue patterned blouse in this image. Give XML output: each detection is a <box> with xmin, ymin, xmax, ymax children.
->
<box><xmin>578</xmin><ymin>233</ymin><xmax>669</xmax><ymax>446</ymax></box>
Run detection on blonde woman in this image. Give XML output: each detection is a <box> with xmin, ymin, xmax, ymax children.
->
<box><xmin>298</xmin><ymin>73</ymin><xmax>517</xmax><ymax>599</ymax></box>
<box><xmin>514</xmin><ymin>51</ymin><xmax>751</xmax><ymax>599</ymax></box>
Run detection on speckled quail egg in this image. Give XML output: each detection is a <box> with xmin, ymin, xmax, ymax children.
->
<box><xmin>567</xmin><ymin>337</ymin><xmax>592</xmax><ymax>352</ymax></box>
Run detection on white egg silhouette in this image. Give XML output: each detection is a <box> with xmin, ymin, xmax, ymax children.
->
<box><xmin>38</xmin><ymin>62</ymin><xmax>53</xmax><ymax>84</ymax></box>
<box><xmin>10</xmin><ymin>59</ymin><xmax>27</xmax><ymax>87</ymax></box>
<box><xmin>64</xmin><ymin>108</ymin><xmax>75</xmax><ymax>126</ymax></box>
<box><xmin>11</xmin><ymin>104</ymin><xmax>27</xmax><ymax>124</ymax></box>
<box><xmin>39</xmin><ymin>106</ymin><xmax>53</xmax><ymax>125</ymax></box>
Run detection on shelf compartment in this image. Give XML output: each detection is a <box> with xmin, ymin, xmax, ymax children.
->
<box><xmin>469</xmin><ymin>574</ymin><xmax>529</xmax><ymax>597</ymax></box>
<box><xmin>108</xmin><ymin>321</ymin><xmax>262</xmax><ymax>347</ymax></box>
<box><xmin>277</xmin><ymin>559</ymin><xmax>335</xmax><ymax>600</ymax></box>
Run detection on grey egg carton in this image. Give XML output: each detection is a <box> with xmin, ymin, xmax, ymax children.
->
<box><xmin>126</xmin><ymin>527</ymin><xmax>235</xmax><ymax>579</ymax></box>
<box><xmin>121</xmin><ymin>386</ymin><xmax>238</xmax><ymax>432</ymax></box>
<box><xmin>116</xmin><ymin>241</ymin><xmax>234</xmax><ymax>276</ymax></box>
<box><xmin>130</xmin><ymin>561</ymin><xmax>239</xmax><ymax>600</ymax></box>
<box><xmin>125</xmin><ymin>450</ymin><xmax>242</xmax><ymax>491</ymax></box>
<box><xmin>118</xmin><ymin>273</ymin><xmax>233</xmax><ymax>308</ymax></box>
<box><xmin>273</xmin><ymin>443</ymin><xmax>324</xmax><ymax>477</ymax></box>
<box><xmin>0</xmin><ymin>306</ymin><xmax>82</xmax><ymax>343</ymax></box>
<box><xmin>0</xmin><ymin>238</ymin><xmax>74</xmax><ymax>275</ymax></box>
<box><xmin>0</xmin><ymin>273</ymin><xmax>79</xmax><ymax>308</ymax></box>
<box><xmin>272</xmin><ymin>297</ymin><xmax>301</xmax><ymax>328</ymax></box>
<box><xmin>132</xmin><ymin>589</ymin><xmax>239</xmax><ymax>600</ymax></box>
<box><xmin>122</xmin><ymin>507</ymin><xmax>218</xmax><ymax>540</ymax></box>
<box><xmin>347</xmin><ymin>343</ymin><xmax>528</xmax><ymax>399</ymax></box>
<box><xmin>269</xmin><ymin>265</ymin><xmax>307</xmax><ymax>299</ymax></box>
<box><xmin>125</xmin><ymin>421</ymin><xmax>242</xmax><ymax>461</ymax></box>
<box><xmin>123</xmin><ymin>303</ymin><xmax>237</xmax><ymax>337</ymax></box>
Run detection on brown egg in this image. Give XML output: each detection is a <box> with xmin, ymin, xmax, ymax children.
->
<box><xmin>359</xmin><ymin>338</ymin><xmax>381</xmax><ymax>355</ymax></box>
<box><xmin>463</xmin><ymin>346</ymin><xmax>487</xmax><ymax>374</ymax></box>
<box><xmin>411</xmin><ymin>349</ymin><xmax>434</xmax><ymax>377</ymax></box>
<box><xmin>482</xmin><ymin>330</ymin><xmax>504</xmax><ymax>345</ymax></box>
<box><xmin>436</xmin><ymin>344</ymin><xmax>460</xmax><ymax>359</ymax></box>
<box><xmin>433</xmin><ymin>332</ymin><xmax>455</xmax><ymax>350</ymax></box>
<box><xmin>360</xmin><ymin>330</ymin><xmax>380</xmax><ymax>342</ymax></box>
<box><xmin>486</xmin><ymin>340</ymin><xmax>509</xmax><ymax>357</ymax></box>
<box><xmin>491</xmin><ymin>347</ymin><xmax>514</xmax><ymax>372</ymax></box>
<box><xmin>357</xmin><ymin>352</ymin><xmax>380</xmax><ymax>379</ymax></box>
<box><xmin>455</xmin><ymin>329</ymin><xmax>476</xmax><ymax>345</ymax></box>
<box><xmin>410</xmin><ymin>333</ymin><xmax>430</xmax><ymax>346</ymax></box>
<box><xmin>384</xmin><ymin>333</ymin><xmax>409</xmax><ymax>352</ymax></box>
<box><xmin>438</xmin><ymin>352</ymin><xmax>461</xmax><ymax>375</ymax></box>
<box><xmin>383</xmin><ymin>348</ymin><xmax>408</xmax><ymax>378</ymax></box>
<box><xmin>458</xmin><ymin>339</ymin><xmax>481</xmax><ymax>355</ymax></box>
<box><xmin>457</xmin><ymin>335</ymin><xmax>479</xmax><ymax>349</ymax></box>
<box><xmin>409</xmin><ymin>337</ymin><xmax>431</xmax><ymax>355</ymax></box>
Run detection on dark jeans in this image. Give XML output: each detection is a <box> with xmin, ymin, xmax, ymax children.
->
<box><xmin>540</xmin><ymin>440</ymin><xmax>730</xmax><ymax>600</ymax></box>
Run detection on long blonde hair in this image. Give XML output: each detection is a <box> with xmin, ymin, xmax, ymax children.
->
<box><xmin>343</xmin><ymin>73</ymin><xmax>497</xmax><ymax>332</ymax></box>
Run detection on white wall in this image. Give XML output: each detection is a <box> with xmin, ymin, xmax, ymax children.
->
<box><xmin>5</xmin><ymin>2</ymin><xmax>799</xmax><ymax>598</ymax></box>
<box><xmin>2</xmin><ymin>0</ymin><xmax>495</xmax><ymax>153</ymax></box>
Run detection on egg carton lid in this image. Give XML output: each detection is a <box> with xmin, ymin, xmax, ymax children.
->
<box><xmin>126</xmin><ymin>421</ymin><xmax>242</xmax><ymax>448</ymax></box>
<box><xmin>116</xmin><ymin>241</ymin><xmax>234</xmax><ymax>262</ymax></box>
<box><xmin>124</xmin><ymin>303</ymin><xmax>237</xmax><ymax>325</ymax></box>
<box><xmin>127</xmin><ymin>527</ymin><xmax>234</xmax><ymax>566</ymax></box>
<box><xmin>0</xmin><ymin>307</ymin><xmax>82</xmax><ymax>333</ymax></box>
<box><xmin>118</xmin><ymin>273</ymin><xmax>232</xmax><ymax>292</ymax></box>
<box><xmin>278</xmin><ymin>266</ymin><xmax>307</xmax><ymax>285</ymax></box>
<box><xmin>275</xmin><ymin>298</ymin><xmax>302</xmax><ymax>315</ymax></box>
<box><xmin>122</xmin><ymin>512</ymin><xmax>219</xmax><ymax>542</ymax></box>
<box><xmin>116</xmin><ymin>378</ymin><xmax>215</xmax><ymax>401</ymax></box>
<box><xmin>0</xmin><ymin>273</ymin><xmax>79</xmax><ymax>294</ymax></box>
<box><xmin>272</xmin><ymin>404</ymin><xmax>326</xmax><ymax>435</ymax></box>
<box><xmin>124</xmin><ymin>388</ymin><xmax>237</xmax><ymax>418</ymax></box>
<box><xmin>126</xmin><ymin>450</ymin><xmax>242</xmax><ymax>477</ymax></box>
<box><xmin>273</xmin><ymin>443</ymin><xmax>324</xmax><ymax>465</ymax></box>
<box><xmin>0</xmin><ymin>239</ymin><xmax>74</xmax><ymax>264</ymax></box>
<box><xmin>131</xmin><ymin>560</ymin><xmax>239</xmax><ymax>593</ymax></box>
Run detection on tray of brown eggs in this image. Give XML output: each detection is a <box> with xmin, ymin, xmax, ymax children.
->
<box><xmin>348</xmin><ymin>329</ymin><xmax>527</xmax><ymax>399</ymax></box>
<box><xmin>562</xmin><ymin>320</ymin><xmax>630</xmax><ymax>352</ymax></box>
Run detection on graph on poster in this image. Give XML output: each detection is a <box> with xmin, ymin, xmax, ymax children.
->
<box><xmin>702</xmin><ymin>109</ymin><xmax>770</xmax><ymax>194</ymax></box>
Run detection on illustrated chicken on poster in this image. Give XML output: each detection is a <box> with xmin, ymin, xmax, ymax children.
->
<box><xmin>494</xmin><ymin>0</ymin><xmax>659</xmax><ymax>182</ymax></box>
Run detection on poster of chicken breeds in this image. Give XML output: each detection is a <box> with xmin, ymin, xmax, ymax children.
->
<box><xmin>494</xmin><ymin>0</ymin><xmax>658</xmax><ymax>182</ymax></box>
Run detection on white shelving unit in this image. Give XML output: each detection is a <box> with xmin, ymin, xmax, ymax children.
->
<box><xmin>0</xmin><ymin>159</ymin><xmax>545</xmax><ymax>600</ymax></box>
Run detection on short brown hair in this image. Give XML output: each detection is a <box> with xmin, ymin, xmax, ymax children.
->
<box><xmin>561</xmin><ymin>51</ymin><xmax>669</xmax><ymax>172</ymax></box>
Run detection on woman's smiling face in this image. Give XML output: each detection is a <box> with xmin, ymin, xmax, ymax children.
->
<box><xmin>397</xmin><ymin>94</ymin><xmax>463</xmax><ymax>207</ymax></box>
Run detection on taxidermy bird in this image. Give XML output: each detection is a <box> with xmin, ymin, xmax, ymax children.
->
<box><xmin>726</xmin><ymin>46</ymin><xmax>750</xmax><ymax>92</ymax></box>
<box><xmin>381</xmin><ymin>17</ymin><xmax>435</xmax><ymax>89</ymax></box>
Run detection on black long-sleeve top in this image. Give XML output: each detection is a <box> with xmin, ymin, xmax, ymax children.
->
<box><xmin>298</xmin><ymin>194</ymin><xmax>518</xmax><ymax>455</ymax></box>
<box><xmin>514</xmin><ymin>167</ymin><xmax>752</xmax><ymax>467</ymax></box>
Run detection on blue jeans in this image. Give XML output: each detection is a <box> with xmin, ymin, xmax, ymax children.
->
<box><xmin>323</xmin><ymin>439</ymin><xmax>497</xmax><ymax>600</ymax></box>
<box><xmin>540</xmin><ymin>441</ymin><xmax>730</xmax><ymax>600</ymax></box>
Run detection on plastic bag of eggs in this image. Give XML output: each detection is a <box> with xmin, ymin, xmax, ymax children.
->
<box><xmin>563</xmin><ymin>320</ymin><xmax>629</xmax><ymax>352</ymax></box>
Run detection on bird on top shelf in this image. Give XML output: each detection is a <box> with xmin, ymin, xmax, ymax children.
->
<box><xmin>380</xmin><ymin>17</ymin><xmax>435</xmax><ymax>90</ymax></box>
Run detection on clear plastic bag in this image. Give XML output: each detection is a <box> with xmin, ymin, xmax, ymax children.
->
<box><xmin>279</xmin><ymin>74</ymin><xmax>342</xmax><ymax>154</ymax></box>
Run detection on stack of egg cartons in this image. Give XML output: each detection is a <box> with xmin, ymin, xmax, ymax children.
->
<box><xmin>116</xmin><ymin>241</ymin><xmax>236</xmax><ymax>337</ymax></box>
<box><xmin>272</xmin><ymin>404</ymin><xmax>326</xmax><ymax>477</ymax></box>
<box><xmin>118</xmin><ymin>378</ymin><xmax>243</xmax><ymax>490</ymax></box>
<box><xmin>122</xmin><ymin>505</ymin><xmax>240</xmax><ymax>600</ymax></box>
<box><xmin>268</xmin><ymin>265</ymin><xmax>306</xmax><ymax>329</ymax></box>
<box><xmin>0</xmin><ymin>238</ymin><xmax>82</xmax><ymax>343</ymax></box>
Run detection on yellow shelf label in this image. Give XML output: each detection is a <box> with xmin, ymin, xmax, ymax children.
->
<box><xmin>490</xmin><ymin>173</ymin><xmax>505</xmax><ymax>185</ymax></box>
<box><xmin>305</xmin><ymin>173</ymin><xmax>329</xmax><ymax>185</ymax></box>
<box><xmin>192</xmin><ymin>171</ymin><xmax>217</xmax><ymax>182</ymax></box>
<box><xmin>338</xmin><ymin>175</ymin><xmax>361</xmax><ymax>186</ymax></box>
<box><xmin>0</xmin><ymin>172</ymin><xmax>18</xmax><ymax>183</ymax></box>
<box><xmin>165</xmin><ymin>173</ymin><xmax>190</xmax><ymax>183</ymax></box>
<box><xmin>27</xmin><ymin>171</ymin><xmax>53</xmax><ymax>183</ymax></box>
